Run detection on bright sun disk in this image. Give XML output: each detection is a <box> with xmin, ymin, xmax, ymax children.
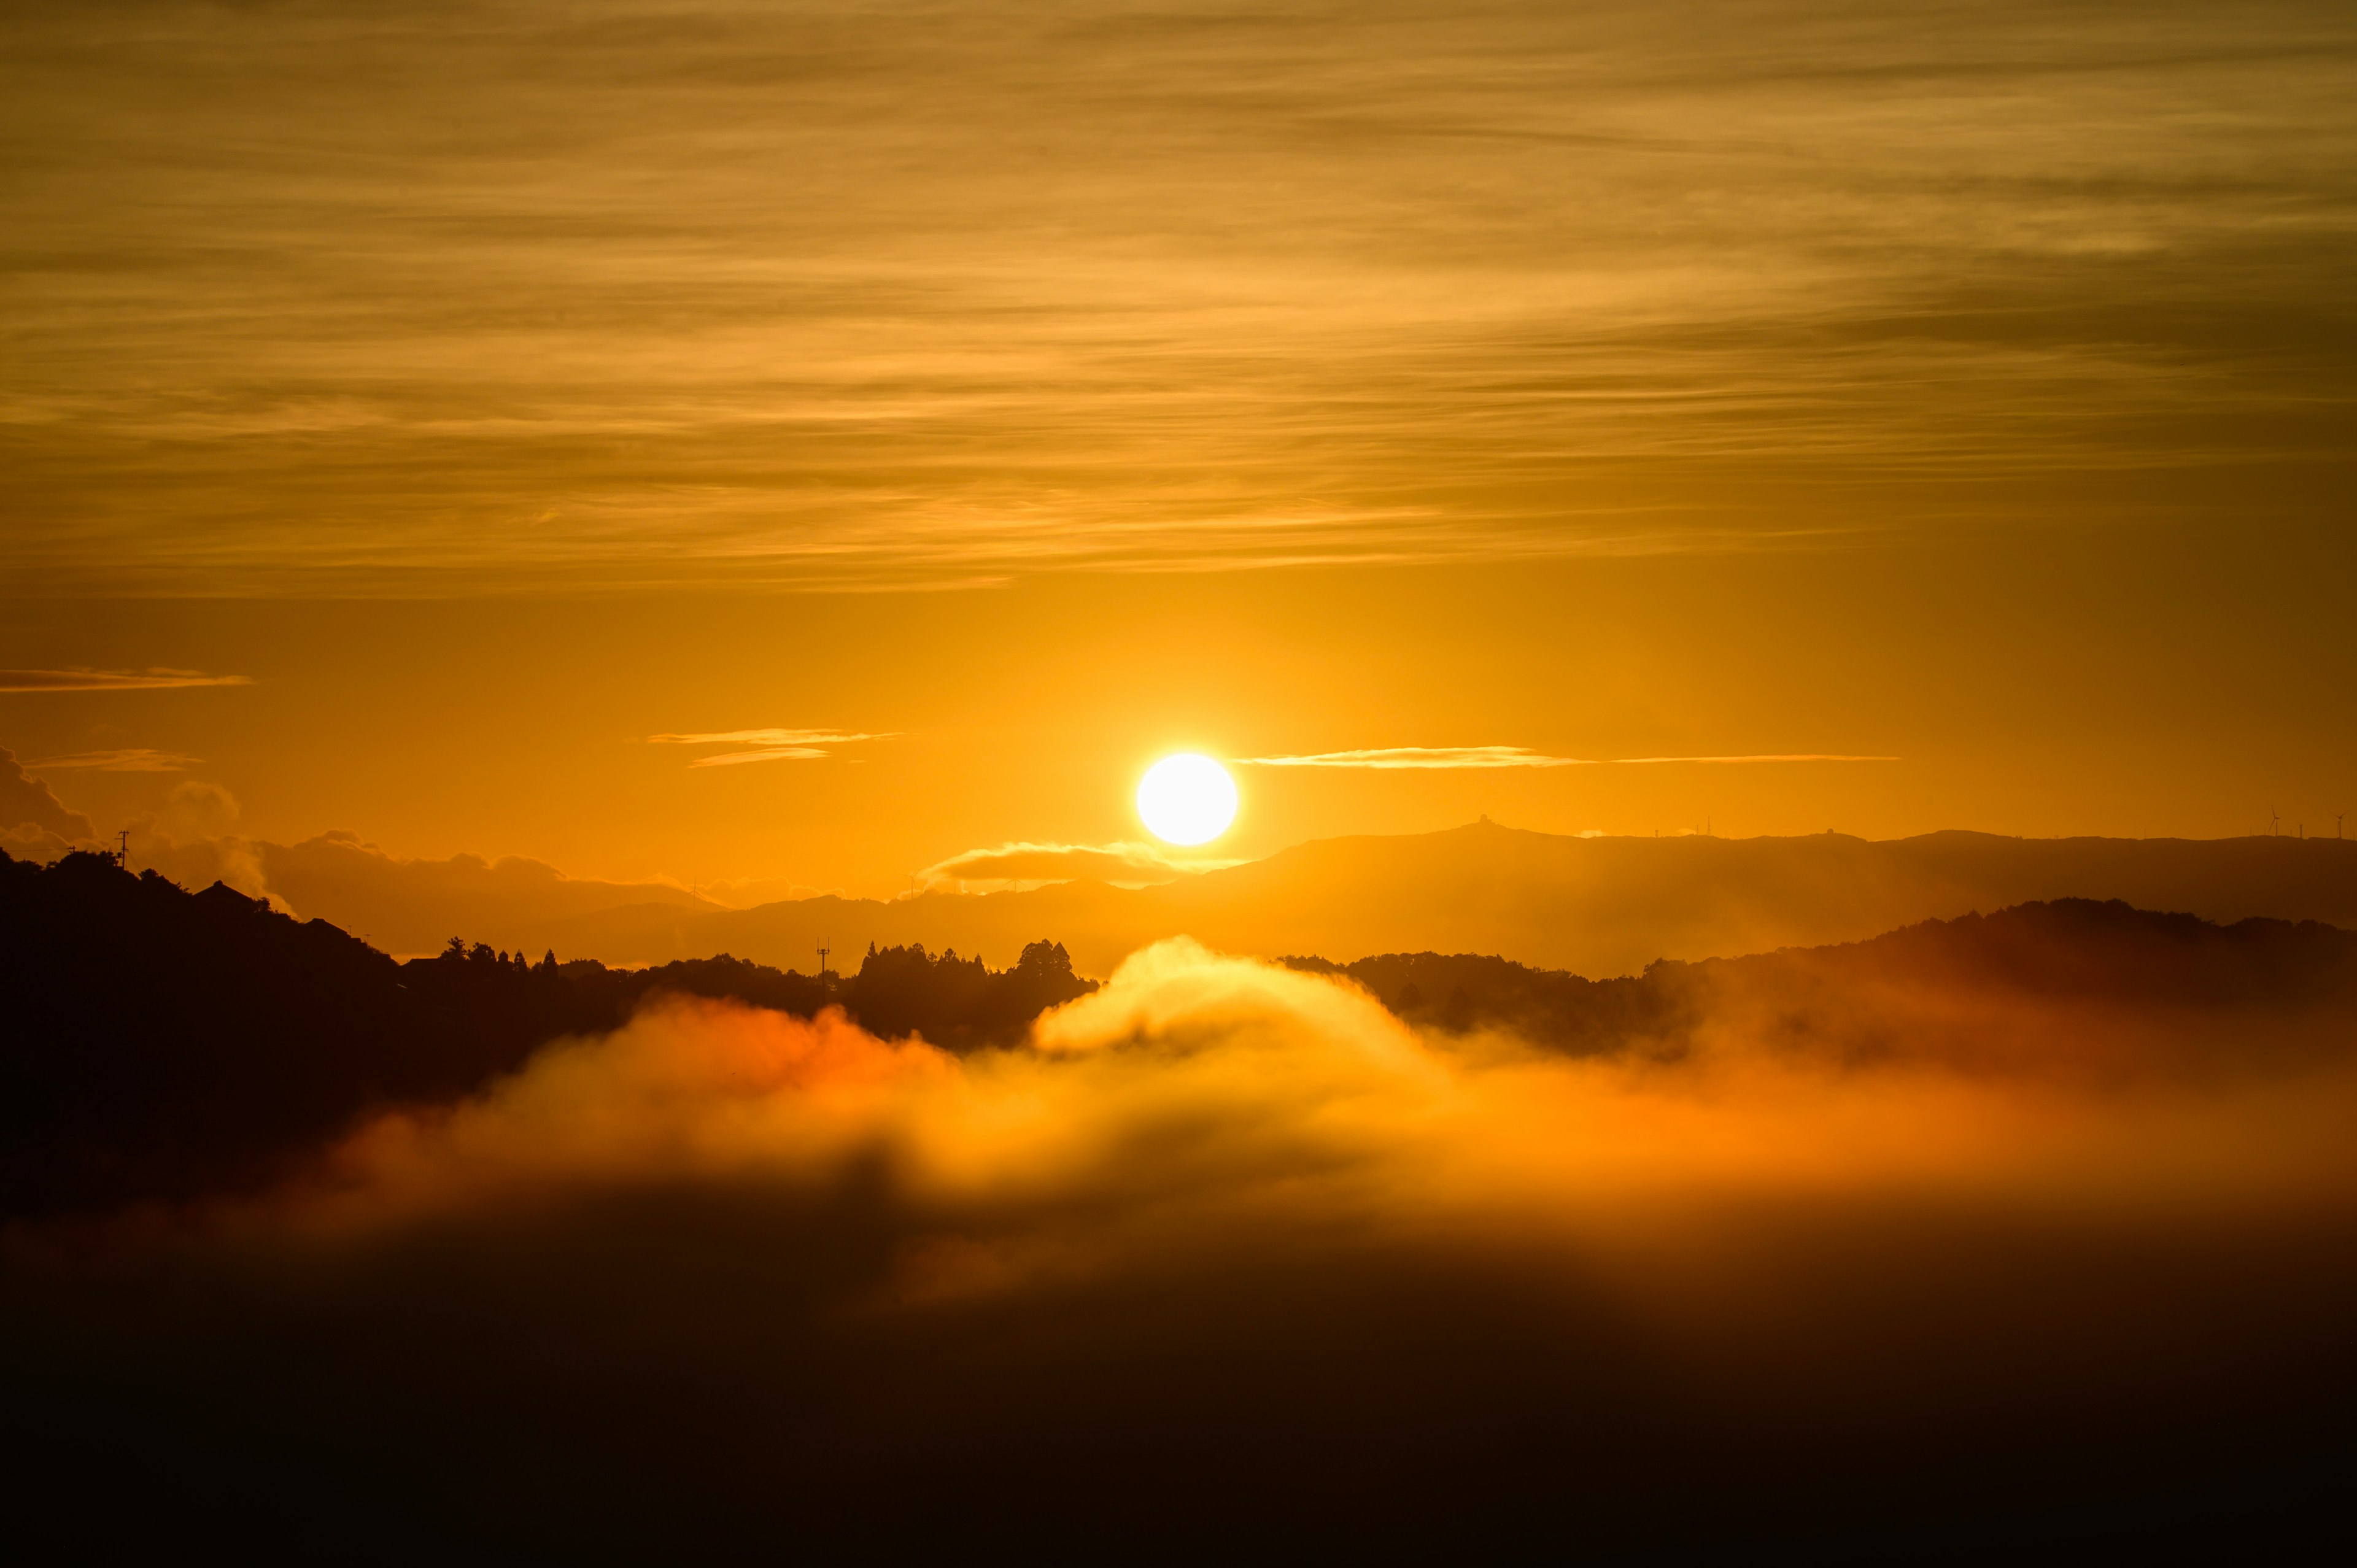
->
<box><xmin>1137</xmin><ymin>754</ymin><xmax>1237</xmax><ymax>846</ymax></box>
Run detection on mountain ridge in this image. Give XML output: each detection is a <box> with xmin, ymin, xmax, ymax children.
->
<box><xmin>544</xmin><ymin>823</ymin><xmax>2357</xmax><ymax>977</ymax></box>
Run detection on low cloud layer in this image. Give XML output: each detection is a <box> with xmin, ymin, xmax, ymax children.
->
<box><xmin>10</xmin><ymin>932</ymin><xmax>2357</xmax><ymax>1544</ymax></box>
<box><xmin>295</xmin><ymin>936</ymin><xmax>2357</xmax><ymax>1229</ymax></box>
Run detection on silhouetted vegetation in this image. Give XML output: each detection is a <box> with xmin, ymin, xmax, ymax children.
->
<box><xmin>844</xmin><ymin>938</ymin><xmax>1089</xmax><ymax>1047</ymax></box>
<box><xmin>12</xmin><ymin>842</ymin><xmax>2354</xmax><ymax>1222</ymax></box>
<box><xmin>1288</xmin><ymin>897</ymin><xmax>2357</xmax><ymax>1075</ymax></box>
<box><xmin>0</xmin><ymin>849</ymin><xmax>1091</xmax><ymax>1218</ymax></box>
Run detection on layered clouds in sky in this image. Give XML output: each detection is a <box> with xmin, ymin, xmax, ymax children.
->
<box><xmin>5</xmin><ymin>0</ymin><xmax>2352</xmax><ymax>593</ymax></box>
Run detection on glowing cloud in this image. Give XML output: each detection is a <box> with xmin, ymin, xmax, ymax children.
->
<box><xmin>1242</xmin><ymin>747</ymin><xmax>1898</xmax><ymax>768</ymax></box>
<box><xmin>289</xmin><ymin>935</ymin><xmax>2357</xmax><ymax>1248</ymax></box>
<box><xmin>28</xmin><ymin>749</ymin><xmax>203</xmax><ymax>772</ymax></box>
<box><xmin>646</xmin><ymin>728</ymin><xmax>899</xmax><ymax>768</ymax></box>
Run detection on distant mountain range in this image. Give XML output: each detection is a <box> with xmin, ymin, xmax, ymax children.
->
<box><xmin>147</xmin><ymin>821</ymin><xmax>2357</xmax><ymax>978</ymax></box>
<box><xmin>530</xmin><ymin>823</ymin><xmax>2357</xmax><ymax>978</ymax></box>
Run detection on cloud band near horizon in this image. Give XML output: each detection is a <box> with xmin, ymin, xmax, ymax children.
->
<box><xmin>1240</xmin><ymin>747</ymin><xmax>1898</xmax><ymax>769</ymax></box>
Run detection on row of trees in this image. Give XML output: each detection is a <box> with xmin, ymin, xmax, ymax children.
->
<box><xmin>418</xmin><ymin>930</ymin><xmax>1093</xmax><ymax>1049</ymax></box>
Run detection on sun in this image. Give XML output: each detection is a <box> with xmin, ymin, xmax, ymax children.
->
<box><xmin>1136</xmin><ymin>753</ymin><xmax>1238</xmax><ymax>846</ymax></box>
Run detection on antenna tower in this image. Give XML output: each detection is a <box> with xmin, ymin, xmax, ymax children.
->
<box><xmin>115</xmin><ymin>828</ymin><xmax>130</xmax><ymax>868</ymax></box>
<box><xmin>816</xmin><ymin>938</ymin><xmax>832</xmax><ymax>981</ymax></box>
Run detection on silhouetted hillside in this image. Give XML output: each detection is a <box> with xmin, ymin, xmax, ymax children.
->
<box><xmin>0</xmin><ymin>850</ymin><xmax>1090</xmax><ymax>1217</ymax></box>
<box><xmin>1288</xmin><ymin>898</ymin><xmax>2357</xmax><ymax>1079</ymax></box>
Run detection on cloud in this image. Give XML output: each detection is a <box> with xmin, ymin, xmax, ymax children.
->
<box><xmin>682</xmin><ymin>747</ymin><xmax>835</xmax><ymax>767</ymax></box>
<box><xmin>648</xmin><ymin>728</ymin><xmax>899</xmax><ymax>767</ymax></box>
<box><xmin>0</xmin><ymin>747</ymin><xmax>96</xmax><ymax>840</ymax></box>
<box><xmin>118</xmin><ymin>781</ymin><xmax>277</xmax><ymax>903</ymax></box>
<box><xmin>231</xmin><ymin>933</ymin><xmax>2357</xmax><ymax>1244</ymax></box>
<box><xmin>1244</xmin><ymin>746</ymin><xmax>1583</xmax><ymax>770</ymax></box>
<box><xmin>26</xmin><ymin>748</ymin><xmax>203</xmax><ymax>772</ymax></box>
<box><xmin>7</xmin><ymin>3</ymin><xmax>2350</xmax><ymax>595</ymax></box>
<box><xmin>647</xmin><ymin>729</ymin><xmax>891</xmax><ymax>747</ymax></box>
<box><xmin>1610</xmin><ymin>754</ymin><xmax>1902</xmax><ymax>765</ymax></box>
<box><xmin>1242</xmin><ymin>747</ymin><xmax>1898</xmax><ymax>768</ymax></box>
<box><xmin>0</xmin><ymin>823</ymin><xmax>82</xmax><ymax>864</ymax></box>
<box><xmin>0</xmin><ymin>668</ymin><xmax>251</xmax><ymax>693</ymax></box>
<box><xmin>916</xmin><ymin>840</ymin><xmax>1232</xmax><ymax>890</ymax></box>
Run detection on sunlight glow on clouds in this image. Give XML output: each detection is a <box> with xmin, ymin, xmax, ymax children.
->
<box><xmin>1243</xmin><ymin>747</ymin><xmax>1899</xmax><ymax>769</ymax></box>
<box><xmin>298</xmin><ymin>938</ymin><xmax>2357</xmax><ymax>1254</ymax></box>
<box><xmin>647</xmin><ymin>728</ymin><xmax>899</xmax><ymax>767</ymax></box>
<box><xmin>26</xmin><ymin>749</ymin><xmax>203</xmax><ymax>772</ymax></box>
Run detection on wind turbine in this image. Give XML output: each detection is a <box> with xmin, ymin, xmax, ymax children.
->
<box><xmin>2270</xmin><ymin>807</ymin><xmax>2281</xmax><ymax>838</ymax></box>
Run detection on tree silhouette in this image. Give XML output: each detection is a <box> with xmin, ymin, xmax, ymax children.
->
<box><xmin>0</xmin><ymin>851</ymin><xmax>1099</xmax><ymax>1218</ymax></box>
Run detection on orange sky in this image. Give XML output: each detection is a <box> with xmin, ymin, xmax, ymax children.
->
<box><xmin>5</xmin><ymin>1</ymin><xmax>2355</xmax><ymax>895</ymax></box>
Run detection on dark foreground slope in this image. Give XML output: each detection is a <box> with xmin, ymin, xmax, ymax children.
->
<box><xmin>0</xmin><ymin>850</ymin><xmax>1088</xmax><ymax>1216</ymax></box>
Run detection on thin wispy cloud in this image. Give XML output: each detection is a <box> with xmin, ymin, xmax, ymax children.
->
<box><xmin>683</xmin><ymin>749</ymin><xmax>835</xmax><ymax>768</ymax></box>
<box><xmin>918</xmin><ymin>840</ymin><xmax>1239</xmax><ymax>890</ymax></box>
<box><xmin>1611</xmin><ymin>754</ymin><xmax>1900</xmax><ymax>766</ymax></box>
<box><xmin>0</xmin><ymin>669</ymin><xmax>252</xmax><ymax>693</ymax></box>
<box><xmin>648</xmin><ymin>728</ymin><xmax>897</xmax><ymax>768</ymax></box>
<box><xmin>1242</xmin><ymin>747</ymin><xmax>1897</xmax><ymax>770</ymax></box>
<box><xmin>28</xmin><ymin>749</ymin><xmax>203</xmax><ymax>772</ymax></box>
